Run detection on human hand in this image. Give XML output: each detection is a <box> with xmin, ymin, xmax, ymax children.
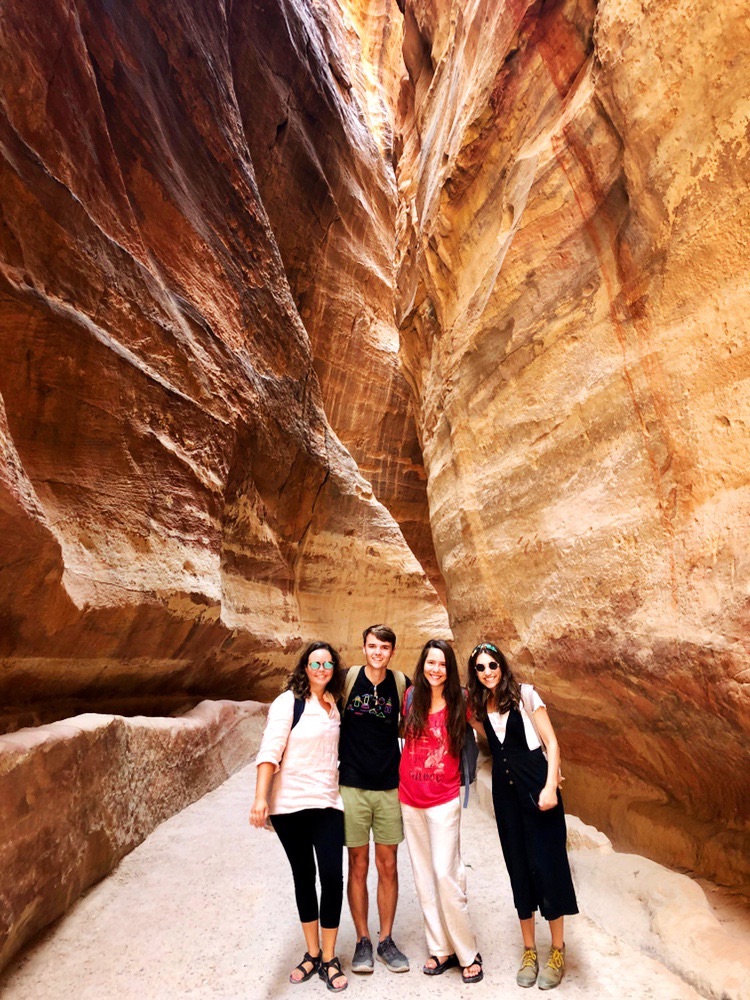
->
<box><xmin>537</xmin><ymin>786</ymin><xmax>558</xmax><ymax>811</ymax></box>
<box><xmin>249</xmin><ymin>798</ymin><xmax>269</xmax><ymax>828</ymax></box>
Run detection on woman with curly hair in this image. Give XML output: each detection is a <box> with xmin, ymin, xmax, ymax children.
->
<box><xmin>249</xmin><ymin>641</ymin><xmax>348</xmax><ymax>992</ymax></box>
<box><xmin>399</xmin><ymin>638</ymin><xmax>482</xmax><ymax>984</ymax></box>
<box><xmin>467</xmin><ymin>642</ymin><xmax>577</xmax><ymax>991</ymax></box>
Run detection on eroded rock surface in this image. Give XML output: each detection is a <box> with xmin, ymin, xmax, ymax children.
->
<box><xmin>0</xmin><ymin>0</ymin><xmax>748</xmax><ymax>897</ymax></box>
<box><xmin>0</xmin><ymin>0</ymin><xmax>447</xmax><ymax>715</ymax></box>
<box><xmin>0</xmin><ymin>700</ymin><xmax>266</xmax><ymax>969</ymax></box>
<box><xmin>395</xmin><ymin>0</ymin><xmax>750</xmax><ymax>888</ymax></box>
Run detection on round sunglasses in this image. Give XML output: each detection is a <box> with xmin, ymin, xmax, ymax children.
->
<box><xmin>308</xmin><ymin>660</ymin><xmax>335</xmax><ymax>671</ymax></box>
<box><xmin>475</xmin><ymin>661</ymin><xmax>500</xmax><ymax>673</ymax></box>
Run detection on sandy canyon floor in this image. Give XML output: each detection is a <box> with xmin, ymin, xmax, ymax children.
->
<box><xmin>0</xmin><ymin>763</ymin><xmax>710</xmax><ymax>1000</ymax></box>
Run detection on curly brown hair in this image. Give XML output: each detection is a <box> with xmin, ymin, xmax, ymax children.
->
<box><xmin>466</xmin><ymin>642</ymin><xmax>521</xmax><ymax>722</ymax></box>
<box><xmin>285</xmin><ymin>641</ymin><xmax>344</xmax><ymax>700</ymax></box>
<box><xmin>403</xmin><ymin>639</ymin><xmax>466</xmax><ymax>758</ymax></box>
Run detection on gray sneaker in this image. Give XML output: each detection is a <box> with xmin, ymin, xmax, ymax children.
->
<box><xmin>516</xmin><ymin>947</ymin><xmax>538</xmax><ymax>987</ymax></box>
<box><xmin>351</xmin><ymin>936</ymin><xmax>374</xmax><ymax>974</ymax></box>
<box><xmin>538</xmin><ymin>945</ymin><xmax>565</xmax><ymax>990</ymax></box>
<box><xmin>377</xmin><ymin>935</ymin><xmax>409</xmax><ymax>973</ymax></box>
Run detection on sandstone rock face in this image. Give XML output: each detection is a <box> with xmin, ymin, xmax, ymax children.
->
<box><xmin>0</xmin><ymin>0</ymin><xmax>748</xmax><ymax>898</ymax></box>
<box><xmin>229</xmin><ymin>0</ymin><xmax>444</xmax><ymax>598</ymax></box>
<box><xmin>395</xmin><ymin>0</ymin><xmax>750</xmax><ymax>888</ymax></box>
<box><xmin>0</xmin><ymin>700</ymin><xmax>266</xmax><ymax>970</ymax></box>
<box><xmin>0</xmin><ymin>0</ymin><xmax>447</xmax><ymax>716</ymax></box>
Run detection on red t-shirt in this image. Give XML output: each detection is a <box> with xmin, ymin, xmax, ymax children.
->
<box><xmin>398</xmin><ymin>705</ymin><xmax>461</xmax><ymax>809</ymax></box>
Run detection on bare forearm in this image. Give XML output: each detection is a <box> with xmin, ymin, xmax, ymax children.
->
<box><xmin>543</xmin><ymin>738</ymin><xmax>560</xmax><ymax>791</ymax></box>
<box><xmin>249</xmin><ymin>762</ymin><xmax>275</xmax><ymax>827</ymax></box>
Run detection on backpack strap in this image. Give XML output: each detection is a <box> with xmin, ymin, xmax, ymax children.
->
<box><xmin>403</xmin><ymin>684</ymin><xmax>414</xmax><ymax>714</ymax></box>
<box><xmin>291</xmin><ymin>696</ymin><xmax>306</xmax><ymax>730</ymax></box>
<box><xmin>342</xmin><ymin>665</ymin><xmax>363</xmax><ymax>708</ymax></box>
<box><xmin>392</xmin><ymin>670</ymin><xmax>407</xmax><ymax>714</ymax></box>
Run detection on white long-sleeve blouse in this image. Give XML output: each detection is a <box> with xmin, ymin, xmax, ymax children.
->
<box><xmin>255</xmin><ymin>689</ymin><xmax>344</xmax><ymax>815</ymax></box>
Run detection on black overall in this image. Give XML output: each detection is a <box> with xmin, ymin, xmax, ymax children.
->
<box><xmin>485</xmin><ymin>704</ymin><xmax>578</xmax><ymax>921</ymax></box>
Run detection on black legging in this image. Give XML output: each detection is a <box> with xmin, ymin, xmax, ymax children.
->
<box><xmin>270</xmin><ymin>808</ymin><xmax>344</xmax><ymax>927</ymax></box>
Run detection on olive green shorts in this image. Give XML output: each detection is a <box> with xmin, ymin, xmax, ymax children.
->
<box><xmin>339</xmin><ymin>786</ymin><xmax>404</xmax><ymax>848</ymax></box>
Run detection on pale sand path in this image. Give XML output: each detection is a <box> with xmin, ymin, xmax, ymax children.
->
<box><xmin>1</xmin><ymin>765</ymin><xmax>703</xmax><ymax>1000</ymax></box>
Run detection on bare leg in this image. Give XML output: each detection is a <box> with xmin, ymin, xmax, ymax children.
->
<box><xmin>289</xmin><ymin>920</ymin><xmax>320</xmax><ymax>982</ymax></box>
<box><xmin>549</xmin><ymin>916</ymin><xmax>564</xmax><ymax>950</ymax></box>
<box><xmin>321</xmin><ymin>926</ymin><xmax>348</xmax><ymax>991</ymax></box>
<box><xmin>520</xmin><ymin>916</ymin><xmax>536</xmax><ymax>949</ymax></box>
<box><xmin>321</xmin><ymin>926</ymin><xmax>341</xmax><ymax>962</ymax></box>
<box><xmin>347</xmin><ymin>845</ymin><xmax>370</xmax><ymax>939</ymax></box>
<box><xmin>374</xmin><ymin>842</ymin><xmax>399</xmax><ymax>940</ymax></box>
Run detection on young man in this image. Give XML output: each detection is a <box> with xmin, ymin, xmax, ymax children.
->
<box><xmin>339</xmin><ymin>624</ymin><xmax>411</xmax><ymax>974</ymax></box>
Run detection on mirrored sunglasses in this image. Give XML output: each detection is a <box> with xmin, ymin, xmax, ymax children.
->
<box><xmin>308</xmin><ymin>660</ymin><xmax>335</xmax><ymax>670</ymax></box>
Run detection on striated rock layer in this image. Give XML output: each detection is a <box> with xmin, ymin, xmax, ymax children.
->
<box><xmin>0</xmin><ymin>0</ymin><xmax>448</xmax><ymax>717</ymax></box>
<box><xmin>395</xmin><ymin>0</ymin><xmax>750</xmax><ymax>888</ymax></box>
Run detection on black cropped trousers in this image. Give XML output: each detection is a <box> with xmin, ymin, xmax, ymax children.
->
<box><xmin>270</xmin><ymin>807</ymin><xmax>344</xmax><ymax>928</ymax></box>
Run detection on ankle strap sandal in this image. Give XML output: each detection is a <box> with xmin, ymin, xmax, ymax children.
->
<box><xmin>319</xmin><ymin>956</ymin><xmax>348</xmax><ymax>992</ymax></box>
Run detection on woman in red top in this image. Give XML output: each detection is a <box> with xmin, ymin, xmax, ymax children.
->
<box><xmin>399</xmin><ymin>639</ymin><xmax>482</xmax><ymax>984</ymax></box>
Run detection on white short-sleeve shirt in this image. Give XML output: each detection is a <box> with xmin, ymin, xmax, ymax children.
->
<box><xmin>486</xmin><ymin>685</ymin><xmax>546</xmax><ymax>749</ymax></box>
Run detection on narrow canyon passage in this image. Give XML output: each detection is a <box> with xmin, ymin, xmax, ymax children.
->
<box><xmin>0</xmin><ymin>763</ymin><xmax>706</xmax><ymax>1000</ymax></box>
<box><xmin>1</xmin><ymin>0</ymin><xmax>748</xmax><ymax>982</ymax></box>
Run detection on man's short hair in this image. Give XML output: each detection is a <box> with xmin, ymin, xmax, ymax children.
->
<box><xmin>362</xmin><ymin>623</ymin><xmax>397</xmax><ymax>649</ymax></box>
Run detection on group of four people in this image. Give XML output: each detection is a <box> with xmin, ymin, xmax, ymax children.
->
<box><xmin>249</xmin><ymin>624</ymin><xmax>578</xmax><ymax>992</ymax></box>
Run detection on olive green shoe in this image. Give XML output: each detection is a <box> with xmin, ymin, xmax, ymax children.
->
<box><xmin>516</xmin><ymin>947</ymin><xmax>539</xmax><ymax>987</ymax></box>
<box><xmin>538</xmin><ymin>945</ymin><xmax>565</xmax><ymax>990</ymax></box>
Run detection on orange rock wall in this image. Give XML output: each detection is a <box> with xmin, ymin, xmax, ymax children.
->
<box><xmin>0</xmin><ymin>0</ymin><xmax>447</xmax><ymax>714</ymax></box>
<box><xmin>0</xmin><ymin>0</ymin><xmax>748</xmax><ymax>893</ymax></box>
<box><xmin>395</xmin><ymin>0</ymin><xmax>750</xmax><ymax>887</ymax></box>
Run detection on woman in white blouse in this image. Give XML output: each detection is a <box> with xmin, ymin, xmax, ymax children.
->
<box><xmin>467</xmin><ymin>642</ymin><xmax>577</xmax><ymax>992</ymax></box>
<box><xmin>249</xmin><ymin>642</ymin><xmax>348</xmax><ymax>992</ymax></box>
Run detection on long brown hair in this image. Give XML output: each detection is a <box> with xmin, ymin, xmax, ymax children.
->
<box><xmin>403</xmin><ymin>639</ymin><xmax>465</xmax><ymax>758</ymax></box>
<box><xmin>466</xmin><ymin>642</ymin><xmax>521</xmax><ymax>722</ymax></box>
<box><xmin>285</xmin><ymin>641</ymin><xmax>344</xmax><ymax>700</ymax></box>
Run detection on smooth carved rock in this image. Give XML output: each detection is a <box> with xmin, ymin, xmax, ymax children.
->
<box><xmin>0</xmin><ymin>0</ymin><xmax>447</xmax><ymax>714</ymax></box>
<box><xmin>0</xmin><ymin>701</ymin><xmax>267</xmax><ymax>970</ymax></box>
<box><xmin>395</xmin><ymin>0</ymin><xmax>750</xmax><ymax>889</ymax></box>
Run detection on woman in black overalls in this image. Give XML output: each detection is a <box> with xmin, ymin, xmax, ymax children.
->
<box><xmin>467</xmin><ymin>642</ymin><xmax>577</xmax><ymax>990</ymax></box>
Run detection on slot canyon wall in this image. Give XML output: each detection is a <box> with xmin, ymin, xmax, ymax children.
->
<box><xmin>0</xmin><ymin>0</ymin><xmax>448</xmax><ymax>727</ymax></box>
<box><xmin>0</xmin><ymin>0</ymin><xmax>748</xmax><ymax>901</ymax></box>
<box><xmin>395</xmin><ymin>0</ymin><xmax>750</xmax><ymax>888</ymax></box>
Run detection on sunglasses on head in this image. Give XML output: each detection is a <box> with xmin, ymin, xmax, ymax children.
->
<box><xmin>475</xmin><ymin>661</ymin><xmax>500</xmax><ymax>673</ymax></box>
<box><xmin>308</xmin><ymin>660</ymin><xmax>335</xmax><ymax>671</ymax></box>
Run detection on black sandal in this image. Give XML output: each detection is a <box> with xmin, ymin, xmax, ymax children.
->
<box><xmin>462</xmin><ymin>953</ymin><xmax>484</xmax><ymax>984</ymax></box>
<box><xmin>423</xmin><ymin>954</ymin><xmax>459</xmax><ymax>976</ymax></box>
<box><xmin>289</xmin><ymin>951</ymin><xmax>321</xmax><ymax>984</ymax></box>
<box><xmin>319</xmin><ymin>956</ymin><xmax>348</xmax><ymax>992</ymax></box>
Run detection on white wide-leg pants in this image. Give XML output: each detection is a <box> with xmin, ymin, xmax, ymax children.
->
<box><xmin>401</xmin><ymin>797</ymin><xmax>478</xmax><ymax>967</ymax></box>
